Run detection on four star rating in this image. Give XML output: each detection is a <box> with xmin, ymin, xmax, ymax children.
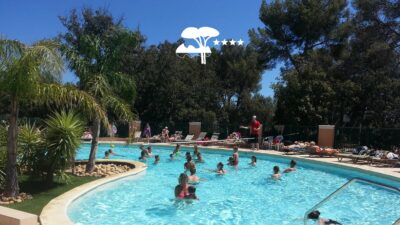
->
<box><xmin>213</xmin><ymin>38</ymin><xmax>244</xmax><ymax>46</ymax></box>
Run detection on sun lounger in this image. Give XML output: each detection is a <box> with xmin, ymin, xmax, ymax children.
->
<box><xmin>133</xmin><ymin>131</ymin><xmax>142</xmax><ymax>142</ymax></box>
<box><xmin>370</xmin><ymin>157</ymin><xmax>399</xmax><ymax>167</ymax></box>
<box><xmin>195</xmin><ymin>132</ymin><xmax>207</xmax><ymax>141</ymax></box>
<box><xmin>336</xmin><ymin>153</ymin><xmax>372</xmax><ymax>164</ymax></box>
<box><xmin>183</xmin><ymin>134</ymin><xmax>194</xmax><ymax>142</ymax></box>
<box><xmin>262</xmin><ymin>136</ymin><xmax>274</xmax><ymax>149</ymax></box>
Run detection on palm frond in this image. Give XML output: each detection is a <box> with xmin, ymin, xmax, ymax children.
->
<box><xmin>38</xmin><ymin>84</ymin><xmax>109</xmax><ymax>126</ymax></box>
<box><xmin>102</xmin><ymin>95</ymin><xmax>135</xmax><ymax>121</ymax></box>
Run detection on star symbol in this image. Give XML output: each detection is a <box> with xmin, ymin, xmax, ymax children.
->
<box><xmin>213</xmin><ymin>39</ymin><xmax>220</xmax><ymax>46</ymax></box>
<box><xmin>237</xmin><ymin>39</ymin><xmax>244</xmax><ymax>45</ymax></box>
<box><xmin>229</xmin><ymin>39</ymin><xmax>236</xmax><ymax>45</ymax></box>
<box><xmin>221</xmin><ymin>39</ymin><xmax>228</xmax><ymax>45</ymax></box>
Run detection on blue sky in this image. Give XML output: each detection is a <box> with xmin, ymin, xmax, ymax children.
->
<box><xmin>0</xmin><ymin>0</ymin><xmax>280</xmax><ymax>97</ymax></box>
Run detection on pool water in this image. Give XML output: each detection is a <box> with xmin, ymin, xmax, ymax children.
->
<box><xmin>69</xmin><ymin>144</ymin><xmax>400</xmax><ymax>225</ymax></box>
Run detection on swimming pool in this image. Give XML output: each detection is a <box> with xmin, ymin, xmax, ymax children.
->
<box><xmin>68</xmin><ymin>144</ymin><xmax>400</xmax><ymax>225</ymax></box>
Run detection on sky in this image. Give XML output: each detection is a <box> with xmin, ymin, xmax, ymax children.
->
<box><xmin>0</xmin><ymin>0</ymin><xmax>280</xmax><ymax>97</ymax></box>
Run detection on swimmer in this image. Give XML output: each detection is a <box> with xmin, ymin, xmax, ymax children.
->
<box><xmin>139</xmin><ymin>150</ymin><xmax>147</xmax><ymax>161</ymax></box>
<box><xmin>154</xmin><ymin>155</ymin><xmax>160</xmax><ymax>164</ymax></box>
<box><xmin>227</xmin><ymin>157</ymin><xmax>234</xmax><ymax>166</ymax></box>
<box><xmin>174</xmin><ymin>173</ymin><xmax>189</xmax><ymax>199</ymax></box>
<box><xmin>195</xmin><ymin>152</ymin><xmax>205</xmax><ymax>163</ymax></box>
<box><xmin>284</xmin><ymin>160</ymin><xmax>297</xmax><ymax>173</ymax></box>
<box><xmin>216</xmin><ymin>162</ymin><xmax>226</xmax><ymax>174</ymax></box>
<box><xmin>104</xmin><ymin>151</ymin><xmax>110</xmax><ymax>159</ymax></box>
<box><xmin>147</xmin><ymin>146</ymin><xmax>153</xmax><ymax>156</ymax></box>
<box><xmin>185</xmin><ymin>152</ymin><xmax>191</xmax><ymax>161</ymax></box>
<box><xmin>173</xmin><ymin>144</ymin><xmax>181</xmax><ymax>156</ymax></box>
<box><xmin>307</xmin><ymin>210</ymin><xmax>342</xmax><ymax>225</ymax></box>
<box><xmin>169</xmin><ymin>153</ymin><xmax>175</xmax><ymax>161</ymax></box>
<box><xmin>188</xmin><ymin>167</ymin><xmax>200</xmax><ymax>183</ymax></box>
<box><xmin>184</xmin><ymin>155</ymin><xmax>196</xmax><ymax>172</ymax></box>
<box><xmin>193</xmin><ymin>145</ymin><xmax>200</xmax><ymax>158</ymax></box>
<box><xmin>232</xmin><ymin>146</ymin><xmax>239</xmax><ymax>166</ymax></box>
<box><xmin>272</xmin><ymin>165</ymin><xmax>281</xmax><ymax>180</ymax></box>
<box><xmin>249</xmin><ymin>156</ymin><xmax>257</xmax><ymax>166</ymax></box>
<box><xmin>185</xmin><ymin>186</ymin><xmax>198</xmax><ymax>200</ymax></box>
<box><xmin>108</xmin><ymin>149</ymin><xmax>124</xmax><ymax>157</ymax></box>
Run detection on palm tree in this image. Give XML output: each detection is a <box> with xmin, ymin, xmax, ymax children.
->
<box><xmin>60</xmin><ymin>10</ymin><xmax>137</xmax><ymax>172</ymax></box>
<box><xmin>0</xmin><ymin>38</ymin><xmax>107</xmax><ymax>197</ymax></box>
<box><xmin>44</xmin><ymin>110</ymin><xmax>84</xmax><ymax>183</ymax></box>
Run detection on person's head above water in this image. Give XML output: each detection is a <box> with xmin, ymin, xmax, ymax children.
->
<box><xmin>155</xmin><ymin>155</ymin><xmax>160</xmax><ymax>160</ymax></box>
<box><xmin>273</xmin><ymin>165</ymin><xmax>280</xmax><ymax>174</ymax></box>
<box><xmin>217</xmin><ymin>162</ymin><xmax>224</xmax><ymax>170</ymax></box>
<box><xmin>170</xmin><ymin>153</ymin><xmax>174</xmax><ymax>158</ymax></box>
<box><xmin>290</xmin><ymin>160</ymin><xmax>297</xmax><ymax>168</ymax></box>
<box><xmin>186</xmin><ymin>152</ymin><xmax>191</xmax><ymax>157</ymax></box>
<box><xmin>188</xmin><ymin>186</ymin><xmax>196</xmax><ymax>194</ymax></box>
<box><xmin>186</xmin><ymin>155</ymin><xmax>192</xmax><ymax>162</ymax></box>
<box><xmin>108</xmin><ymin>149</ymin><xmax>113</xmax><ymax>153</ymax></box>
<box><xmin>190</xmin><ymin>167</ymin><xmax>196</xmax><ymax>175</ymax></box>
<box><xmin>307</xmin><ymin>210</ymin><xmax>320</xmax><ymax>220</ymax></box>
<box><xmin>251</xmin><ymin>156</ymin><xmax>257</xmax><ymax>162</ymax></box>
<box><xmin>178</xmin><ymin>173</ymin><xmax>188</xmax><ymax>185</ymax></box>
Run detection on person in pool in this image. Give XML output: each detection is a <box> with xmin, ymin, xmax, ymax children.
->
<box><xmin>185</xmin><ymin>152</ymin><xmax>191</xmax><ymax>160</ymax></box>
<box><xmin>284</xmin><ymin>160</ymin><xmax>297</xmax><ymax>173</ymax></box>
<box><xmin>249</xmin><ymin>156</ymin><xmax>257</xmax><ymax>166</ymax></box>
<box><xmin>147</xmin><ymin>146</ymin><xmax>153</xmax><ymax>156</ymax></box>
<box><xmin>193</xmin><ymin>145</ymin><xmax>200</xmax><ymax>159</ymax></box>
<box><xmin>104</xmin><ymin>150</ymin><xmax>110</xmax><ymax>159</ymax></box>
<box><xmin>108</xmin><ymin>149</ymin><xmax>123</xmax><ymax>157</ymax></box>
<box><xmin>232</xmin><ymin>146</ymin><xmax>239</xmax><ymax>166</ymax></box>
<box><xmin>215</xmin><ymin>162</ymin><xmax>226</xmax><ymax>174</ymax></box>
<box><xmin>185</xmin><ymin>186</ymin><xmax>198</xmax><ymax>200</ymax></box>
<box><xmin>174</xmin><ymin>173</ymin><xmax>189</xmax><ymax>199</ymax></box>
<box><xmin>173</xmin><ymin>144</ymin><xmax>181</xmax><ymax>156</ymax></box>
<box><xmin>307</xmin><ymin>210</ymin><xmax>342</xmax><ymax>225</ymax></box>
<box><xmin>154</xmin><ymin>155</ymin><xmax>160</xmax><ymax>164</ymax></box>
<box><xmin>188</xmin><ymin>167</ymin><xmax>200</xmax><ymax>183</ymax></box>
<box><xmin>272</xmin><ymin>165</ymin><xmax>281</xmax><ymax>180</ymax></box>
<box><xmin>195</xmin><ymin>152</ymin><xmax>205</xmax><ymax>163</ymax></box>
<box><xmin>227</xmin><ymin>157</ymin><xmax>234</xmax><ymax>166</ymax></box>
<box><xmin>139</xmin><ymin>150</ymin><xmax>147</xmax><ymax>161</ymax></box>
<box><xmin>169</xmin><ymin>153</ymin><xmax>175</xmax><ymax>161</ymax></box>
<box><xmin>184</xmin><ymin>155</ymin><xmax>196</xmax><ymax>172</ymax></box>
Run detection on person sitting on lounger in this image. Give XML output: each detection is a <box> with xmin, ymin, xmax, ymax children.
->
<box><xmin>154</xmin><ymin>155</ymin><xmax>160</xmax><ymax>164</ymax></box>
<box><xmin>271</xmin><ymin>166</ymin><xmax>281</xmax><ymax>180</ymax></box>
<box><xmin>284</xmin><ymin>160</ymin><xmax>297</xmax><ymax>173</ymax></box>
<box><xmin>385</xmin><ymin>151</ymin><xmax>399</xmax><ymax>160</ymax></box>
<box><xmin>307</xmin><ymin>210</ymin><xmax>342</xmax><ymax>225</ymax></box>
<box><xmin>161</xmin><ymin>127</ymin><xmax>170</xmax><ymax>142</ymax></box>
<box><xmin>249</xmin><ymin>156</ymin><xmax>257</xmax><ymax>166</ymax></box>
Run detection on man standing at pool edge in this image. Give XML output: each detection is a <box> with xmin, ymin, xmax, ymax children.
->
<box><xmin>241</xmin><ymin>115</ymin><xmax>262</xmax><ymax>150</ymax></box>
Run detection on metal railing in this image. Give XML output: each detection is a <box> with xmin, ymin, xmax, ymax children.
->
<box><xmin>303</xmin><ymin>178</ymin><xmax>400</xmax><ymax>225</ymax></box>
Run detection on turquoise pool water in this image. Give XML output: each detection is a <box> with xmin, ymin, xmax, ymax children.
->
<box><xmin>69</xmin><ymin>144</ymin><xmax>400</xmax><ymax>225</ymax></box>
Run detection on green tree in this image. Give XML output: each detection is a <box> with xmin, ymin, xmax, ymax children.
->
<box><xmin>0</xmin><ymin>39</ymin><xmax>107</xmax><ymax>197</ymax></box>
<box><xmin>59</xmin><ymin>8</ymin><xmax>139</xmax><ymax>172</ymax></box>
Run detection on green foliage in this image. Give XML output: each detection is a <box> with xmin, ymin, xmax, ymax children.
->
<box><xmin>251</xmin><ymin>0</ymin><xmax>400</xmax><ymax>128</ymax></box>
<box><xmin>43</xmin><ymin>111</ymin><xmax>84</xmax><ymax>182</ymax></box>
<box><xmin>18</xmin><ymin>123</ymin><xmax>43</xmax><ymax>173</ymax></box>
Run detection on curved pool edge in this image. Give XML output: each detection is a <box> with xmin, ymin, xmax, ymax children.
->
<box><xmin>39</xmin><ymin>159</ymin><xmax>147</xmax><ymax>225</ymax></box>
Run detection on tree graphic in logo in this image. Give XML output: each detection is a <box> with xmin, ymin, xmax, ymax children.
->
<box><xmin>176</xmin><ymin>27</ymin><xmax>219</xmax><ymax>64</ymax></box>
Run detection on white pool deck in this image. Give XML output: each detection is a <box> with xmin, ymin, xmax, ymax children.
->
<box><xmin>38</xmin><ymin>142</ymin><xmax>400</xmax><ymax>225</ymax></box>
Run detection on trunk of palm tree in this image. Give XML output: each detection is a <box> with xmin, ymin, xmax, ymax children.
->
<box><xmin>5</xmin><ymin>97</ymin><xmax>20</xmax><ymax>197</ymax></box>
<box><xmin>86</xmin><ymin>118</ymin><xmax>100</xmax><ymax>172</ymax></box>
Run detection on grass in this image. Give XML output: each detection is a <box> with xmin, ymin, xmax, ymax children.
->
<box><xmin>5</xmin><ymin>174</ymin><xmax>99</xmax><ymax>215</ymax></box>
